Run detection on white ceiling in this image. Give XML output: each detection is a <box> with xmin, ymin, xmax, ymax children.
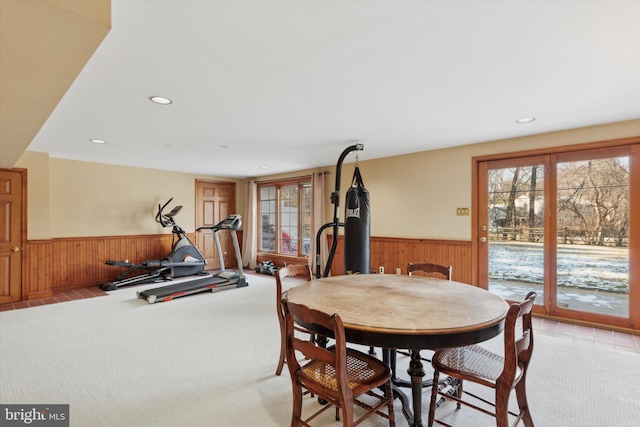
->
<box><xmin>27</xmin><ymin>0</ymin><xmax>640</xmax><ymax>179</ymax></box>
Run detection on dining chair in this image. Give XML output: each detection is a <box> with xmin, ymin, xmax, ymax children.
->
<box><xmin>282</xmin><ymin>299</ymin><xmax>396</xmax><ymax>427</ymax></box>
<box><xmin>389</xmin><ymin>262</ymin><xmax>453</xmax><ymax>381</ymax></box>
<box><xmin>275</xmin><ymin>264</ymin><xmax>315</xmax><ymax>376</ymax></box>
<box><xmin>427</xmin><ymin>291</ymin><xmax>537</xmax><ymax>427</ymax></box>
<box><xmin>408</xmin><ymin>262</ymin><xmax>452</xmax><ymax>280</ymax></box>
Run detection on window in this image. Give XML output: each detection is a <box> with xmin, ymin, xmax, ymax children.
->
<box><xmin>258</xmin><ymin>177</ymin><xmax>312</xmax><ymax>257</ymax></box>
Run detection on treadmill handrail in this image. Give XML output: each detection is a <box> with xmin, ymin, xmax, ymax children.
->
<box><xmin>196</xmin><ymin>214</ymin><xmax>242</xmax><ymax>232</ymax></box>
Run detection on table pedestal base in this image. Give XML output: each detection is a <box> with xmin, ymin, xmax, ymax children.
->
<box><xmin>384</xmin><ymin>349</ymin><xmax>459</xmax><ymax>427</ymax></box>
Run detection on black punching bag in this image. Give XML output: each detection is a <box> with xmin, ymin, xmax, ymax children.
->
<box><xmin>344</xmin><ymin>166</ymin><xmax>370</xmax><ymax>274</ymax></box>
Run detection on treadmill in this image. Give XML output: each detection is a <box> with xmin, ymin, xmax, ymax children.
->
<box><xmin>137</xmin><ymin>214</ymin><xmax>248</xmax><ymax>304</ymax></box>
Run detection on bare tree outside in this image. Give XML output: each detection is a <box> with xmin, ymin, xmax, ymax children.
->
<box><xmin>557</xmin><ymin>158</ymin><xmax>630</xmax><ymax>247</ymax></box>
<box><xmin>489</xmin><ymin>166</ymin><xmax>543</xmax><ymax>241</ymax></box>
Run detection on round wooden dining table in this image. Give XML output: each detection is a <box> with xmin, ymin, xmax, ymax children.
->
<box><xmin>285</xmin><ymin>273</ymin><xmax>509</xmax><ymax>427</ymax></box>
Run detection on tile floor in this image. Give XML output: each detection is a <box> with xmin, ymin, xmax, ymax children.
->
<box><xmin>1</xmin><ymin>287</ymin><xmax>638</xmax><ymax>354</ymax></box>
<box><xmin>532</xmin><ymin>316</ymin><xmax>639</xmax><ymax>354</ymax></box>
<box><xmin>0</xmin><ymin>287</ymin><xmax>107</xmax><ymax>312</ymax></box>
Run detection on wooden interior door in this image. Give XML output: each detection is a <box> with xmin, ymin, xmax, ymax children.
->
<box><xmin>0</xmin><ymin>170</ymin><xmax>23</xmax><ymax>303</ymax></box>
<box><xmin>196</xmin><ymin>180</ymin><xmax>236</xmax><ymax>270</ymax></box>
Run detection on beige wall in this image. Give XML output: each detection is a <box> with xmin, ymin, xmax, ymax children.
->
<box><xmin>250</xmin><ymin>119</ymin><xmax>639</xmax><ymax>241</ymax></box>
<box><xmin>19</xmin><ymin>151</ymin><xmax>51</xmax><ymax>239</ymax></box>
<box><xmin>16</xmin><ymin>152</ymin><xmax>242</xmax><ymax>239</ymax></box>
<box><xmin>334</xmin><ymin>119</ymin><xmax>640</xmax><ymax>240</ymax></box>
<box><xmin>16</xmin><ymin>119</ymin><xmax>640</xmax><ymax>241</ymax></box>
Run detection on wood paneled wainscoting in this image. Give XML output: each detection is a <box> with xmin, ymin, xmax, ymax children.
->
<box><xmin>23</xmin><ymin>233</ymin><xmax>462</xmax><ymax>300</ymax></box>
<box><xmin>329</xmin><ymin>236</ymin><xmax>472</xmax><ymax>283</ymax></box>
<box><xmin>256</xmin><ymin>236</ymin><xmax>472</xmax><ymax>284</ymax></box>
<box><xmin>23</xmin><ymin>234</ymin><xmax>192</xmax><ymax>300</ymax></box>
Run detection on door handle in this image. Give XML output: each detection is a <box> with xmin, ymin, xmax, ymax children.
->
<box><xmin>480</xmin><ymin>237</ymin><xmax>487</xmax><ymax>243</ymax></box>
<box><xmin>11</xmin><ymin>246</ymin><xmax>20</xmax><ymax>252</ymax></box>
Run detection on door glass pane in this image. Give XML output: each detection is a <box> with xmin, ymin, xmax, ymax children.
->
<box><xmin>488</xmin><ymin>165</ymin><xmax>545</xmax><ymax>304</ymax></box>
<box><xmin>556</xmin><ymin>157</ymin><xmax>629</xmax><ymax>317</ymax></box>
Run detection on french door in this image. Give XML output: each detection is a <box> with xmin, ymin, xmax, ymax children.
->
<box><xmin>476</xmin><ymin>143</ymin><xmax>639</xmax><ymax>330</ymax></box>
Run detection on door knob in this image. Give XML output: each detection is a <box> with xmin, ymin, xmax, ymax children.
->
<box><xmin>11</xmin><ymin>246</ymin><xmax>20</xmax><ymax>252</ymax></box>
<box><xmin>480</xmin><ymin>237</ymin><xmax>487</xmax><ymax>243</ymax></box>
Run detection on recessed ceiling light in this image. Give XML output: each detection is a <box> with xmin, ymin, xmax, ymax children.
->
<box><xmin>515</xmin><ymin>117</ymin><xmax>536</xmax><ymax>124</ymax></box>
<box><xmin>90</xmin><ymin>139</ymin><xmax>107</xmax><ymax>144</ymax></box>
<box><xmin>150</xmin><ymin>96</ymin><xmax>172</xmax><ymax>105</ymax></box>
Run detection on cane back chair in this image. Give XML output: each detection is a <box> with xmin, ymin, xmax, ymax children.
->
<box><xmin>428</xmin><ymin>291</ymin><xmax>537</xmax><ymax>427</ymax></box>
<box><xmin>275</xmin><ymin>264</ymin><xmax>315</xmax><ymax>376</ymax></box>
<box><xmin>283</xmin><ymin>299</ymin><xmax>396</xmax><ymax>427</ymax></box>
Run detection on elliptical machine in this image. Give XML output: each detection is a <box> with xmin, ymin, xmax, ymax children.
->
<box><xmin>99</xmin><ymin>198</ymin><xmax>207</xmax><ymax>291</ymax></box>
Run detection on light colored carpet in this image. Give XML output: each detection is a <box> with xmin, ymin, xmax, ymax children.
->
<box><xmin>1</xmin><ymin>273</ymin><xmax>639</xmax><ymax>426</ymax></box>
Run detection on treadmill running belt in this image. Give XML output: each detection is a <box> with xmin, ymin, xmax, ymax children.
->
<box><xmin>137</xmin><ymin>275</ymin><xmax>230</xmax><ymax>304</ymax></box>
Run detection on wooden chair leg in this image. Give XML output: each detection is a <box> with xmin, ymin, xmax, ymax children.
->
<box><xmin>455</xmin><ymin>379</ymin><xmax>463</xmax><ymax>409</ymax></box>
<box><xmin>276</xmin><ymin>329</ymin><xmax>286</xmax><ymax>375</ymax></box>
<box><xmin>495</xmin><ymin>387</ymin><xmax>510</xmax><ymax>427</ymax></box>
<box><xmin>515</xmin><ymin>375</ymin><xmax>534</xmax><ymax>427</ymax></box>
<box><xmin>341</xmin><ymin>400</ymin><xmax>353</xmax><ymax>427</ymax></box>
<box><xmin>385</xmin><ymin>381</ymin><xmax>396</xmax><ymax>426</ymax></box>
<box><xmin>291</xmin><ymin>381</ymin><xmax>303</xmax><ymax>427</ymax></box>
